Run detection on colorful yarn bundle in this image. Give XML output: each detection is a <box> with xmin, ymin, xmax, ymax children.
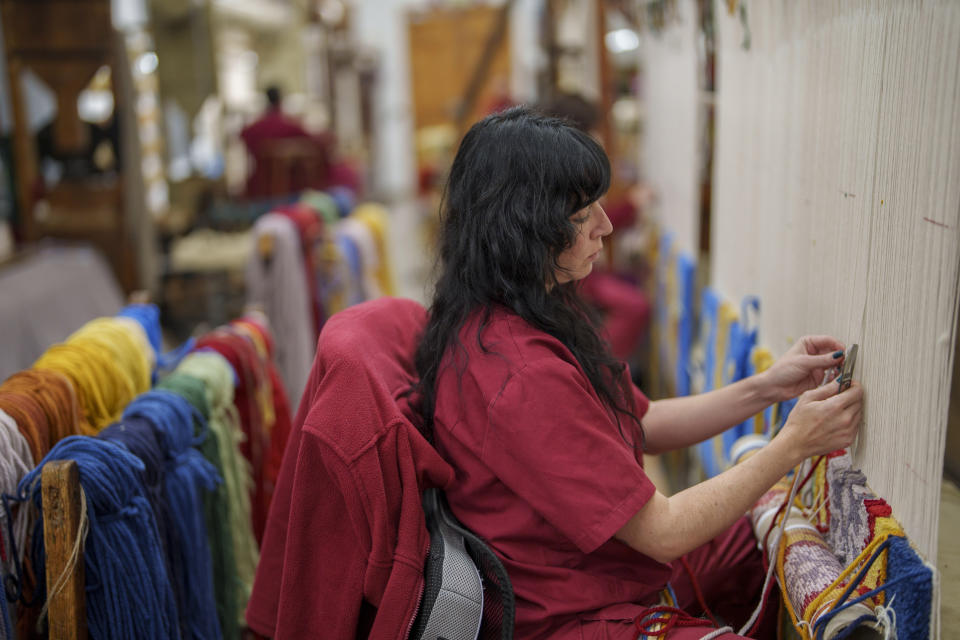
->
<box><xmin>0</xmin><ymin>387</ymin><xmax>51</xmax><ymax>465</ymax></box>
<box><xmin>171</xmin><ymin>352</ymin><xmax>258</xmax><ymax>578</ymax></box>
<box><xmin>749</xmin><ymin>452</ymin><xmax>933</xmax><ymax>639</ymax></box>
<box><xmin>120</xmin><ymin>391</ymin><xmax>222</xmax><ymax>640</ymax></box>
<box><xmin>0</xmin><ymin>304</ymin><xmax>295</xmax><ymax>638</ymax></box>
<box><xmin>195</xmin><ymin>330</ymin><xmax>273</xmax><ymax>542</ymax></box>
<box><xmin>351</xmin><ymin>203</ymin><xmax>396</xmax><ymax>297</ymax></box>
<box><xmin>0</xmin><ymin>408</ymin><xmax>34</xmax><ymax>588</ymax></box>
<box><xmin>159</xmin><ymin>351</ymin><xmax>258</xmax><ymax>639</ymax></box>
<box><xmin>230</xmin><ymin>315</ymin><xmax>293</xmax><ymax>497</ymax></box>
<box><xmin>98</xmin><ymin>418</ymin><xmax>174</xmax><ymax>585</ymax></box>
<box><xmin>117</xmin><ymin>303</ymin><xmax>195</xmax><ymax>379</ymax></box>
<box><xmin>0</xmin><ymin>370</ymin><xmax>81</xmax><ymax>447</ymax></box>
<box><xmin>33</xmin><ymin>317</ymin><xmax>152</xmax><ymax>434</ymax></box>
<box><xmin>16</xmin><ymin>436</ymin><xmax>180</xmax><ymax>640</ymax></box>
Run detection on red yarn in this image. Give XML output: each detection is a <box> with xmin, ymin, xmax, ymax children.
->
<box><xmin>864</xmin><ymin>499</ymin><xmax>892</xmax><ymax>517</ymax></box>
<box><xmin>195</xmin><ymin>330</ymin><xmax>272</xmax><ymax>542</ymax></box>
<box><xmin>634</xmin><ymin>606</ymin><xmax>713</xmax><ymax>637</ymax></box>
<box><xmin>680</xmin><ymin>556</ymin><xmax>721</xmax><ymax>627</ymax></box>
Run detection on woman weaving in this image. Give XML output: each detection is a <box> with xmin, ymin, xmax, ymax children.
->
<box><xmin>414</xmin><ymin>107</ymin><xmax>864</xmax><ymax>639</ymax></box>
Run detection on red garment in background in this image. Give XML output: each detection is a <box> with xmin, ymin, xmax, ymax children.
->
<box><xmin>246</xmin><ymin>298</ymin><xmax>455</xmax><ymax>639</ymax></box>
<box><xmin>580</xmin><ymin>270</ymin><xmax>650</xmax><ymax>361</ymax></box>
<box><xmin>240</xmin><ymin>109</ymin><xmax>324</xmax><ymax>198</ymax></box>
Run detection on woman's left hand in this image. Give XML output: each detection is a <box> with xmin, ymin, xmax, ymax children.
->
<box><xmin>760</xmin><ymin>335</ymin><xmax>846</xmax><ymax>403</ymax></box>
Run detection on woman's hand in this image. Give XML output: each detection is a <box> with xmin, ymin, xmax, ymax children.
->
<box><xmin>776</xmin><ymin>379</ymin><xmax>864</xmax><ymax>462</ymax></box>
<box><xmin>760</xmin><ymin>335</ymin><xmax>846</xmax><ymax>403</ymax></box>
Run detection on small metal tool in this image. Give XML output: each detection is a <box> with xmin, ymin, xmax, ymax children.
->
<box><xmin>838</xmin><ymin>343</ymin><xmax>858</xmax><ymax>392</ymax></box>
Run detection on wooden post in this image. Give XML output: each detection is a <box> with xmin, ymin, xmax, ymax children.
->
<box><xmin>41</xmin><ymin>460</ymin><xmax>87</xmax><ymax>640</ymax></box>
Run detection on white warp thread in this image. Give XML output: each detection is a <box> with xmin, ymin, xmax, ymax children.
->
<box><xmin>709</xmin><ymin>0</ymin><xmax>960</xmax><ymax>565</ymax></box>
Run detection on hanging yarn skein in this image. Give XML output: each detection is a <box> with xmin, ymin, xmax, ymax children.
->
<box><xmin>16</xmin><ymin>436</ymin><xmax>180</xmax><ymax>640</ymax></box>
<box><xmin>0</xmin><ymin>369</ymin><xmax>81</xmax><ymax>446</ymax></box>
<box><xmin>0</xmin><ymin>408</ymin><xmax>34</xmax><ymax>588</ymax></box>
<box><xmin>195</xmin><ymin>331</ymin><xmax>273</xmax><ymax>543</ymax></box>
<box><xmin>166</xmin><ymin>352</ymin><xmax>259</xmax><ymax>592</ymax></box>
<box><xmin>118</xmin><ymin>303</ymin><xmax>195</xmax><ymax>378</ymax></box>
<box><xmin>121</xmin><ymin>391</ymin><xmax>223</xmax><ymax>640</ymax></box>
<box><xmin>159</xmin><ymin>357</ymin><xmax>254</xmax><ymax>639</ymax></box>
<box><xmin>33</xmin><ymin>317</ymin><xmax>152</xmax><ymax>433</ymax></box>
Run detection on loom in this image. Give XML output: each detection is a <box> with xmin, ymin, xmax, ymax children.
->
<box><xmin>646</xmin><ymin>1</ymin><xmax>959</xmax><ymax>636</ymax></box>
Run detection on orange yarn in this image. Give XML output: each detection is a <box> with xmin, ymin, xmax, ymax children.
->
<box><xmin>1</xmin><ymin>369</ymin><xmax>80</xmax><ymax>445</ymax></box>
<box><xmin>0</xmin><ymin>390</ymin><xmax>51</xmax><ymax>464</ymax></box>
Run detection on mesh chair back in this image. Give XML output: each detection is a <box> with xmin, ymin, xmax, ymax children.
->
<box><xmin>413</xmin><ymin>489</ymin><xmax>514</xmax><ymax>640</ymax></box>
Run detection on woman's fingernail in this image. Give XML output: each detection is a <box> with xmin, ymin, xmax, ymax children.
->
<box><xmin>832</xmin><ymin>350</ymin><xmax>844</xmax><ymax>358</ymax></box>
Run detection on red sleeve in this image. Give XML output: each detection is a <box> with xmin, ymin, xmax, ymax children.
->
<box><xmin>268</xmin><ymin>431</ymin><xmax>367</xmax><ymax>639</ymax></box>
<box><xmin>483</xmin><ymin>358</ymin><xmax>655</xmax><ymax>553</ymax></box>
<box><xmin>631</xmin><ymin>377</ymin><xmax>651</xmax><ymax>418</ymax></box>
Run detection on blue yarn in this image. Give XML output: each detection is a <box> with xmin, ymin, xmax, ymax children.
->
<box><xmin>328</xmin><ymin>185</ymin><xmax>356</xmax><ymax>218</ymax></box>
<box><xmin>99</xmin><ymin>419</ymin><xmax>176</xmax><ymax>591</ymax></box>
<box><xmin>676</xmin><ymin>252</ymin><xmax>696</xmax><ymax>398</ymax></box>
<box><xmin>122</xmin><ymin>391</ymin><xmax>223</xmax><ymax>640</ymax></box>
<box><xmin>812</xmin><ymin>535</ymin><xmax>932</xmax><ymax>640</ymax></box>
<box><xmin>118</xmin><ymin>304</ymin><xmax>196</xmax><ymax>378</ymax></box>
<box><xmin>722</xmin><ymin>296</ymin><xmax>760</xmax><ymax>459</ymax></box>
<box><xmin>16</xmin><ymin>436</ymin><xmax>180</xmax><ymax>639</ymax></box>
<box><xmin>666</xmin><ymin>582</ymin><xmax>678</xmax><ymax>607</ymax></box>
<box><xmin>335</xmin><ymin>232</ymin><xmax>366</xmax><ymax>305</ymax></box>
<box><xmin>0</xmin><ymin>584</ymin><xmax>12</xmax><ymax>640</ymax></box>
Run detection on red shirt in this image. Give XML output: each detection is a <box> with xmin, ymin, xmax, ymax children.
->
<box><xmin>433</xmin><ymin>307</ymin><xmax>669</xmax><ymax>639</ymax></box>
<box><xmin>240</xmin><ymin>109</ymin><xmax>321</xmax><ymax>198</ymax></box>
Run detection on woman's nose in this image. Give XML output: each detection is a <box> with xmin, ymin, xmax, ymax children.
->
<box><xmin>593</xmin><ymin>204</ymin><xmax>614</xmax><ymax>237</ymax></box>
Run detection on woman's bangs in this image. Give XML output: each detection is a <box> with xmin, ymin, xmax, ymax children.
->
<box><xmin>563</xmin><ymin>133</ymin><xmax>610</xmax><ymax>211</ymax></box>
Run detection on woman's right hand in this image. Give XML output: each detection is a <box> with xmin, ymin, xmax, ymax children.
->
<box><xmin>777</xmin><ymin>379</ymin><xmax>864</xmax><ymax>462</ymax></box>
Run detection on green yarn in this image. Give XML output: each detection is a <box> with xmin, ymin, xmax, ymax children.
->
<box><xmin>158</xmin><ymin>371</ymin><xmax>238</xmax><ymax>639</ymax></box>
<box><xmin>167</xmin><ymin>351</ymin><xmax>260</xmax><ymax>624</ymax></box>
<box><xmin>160</xmin><ymin>352</ymin><xmax>259</xmax><ymax>635</ymax></box>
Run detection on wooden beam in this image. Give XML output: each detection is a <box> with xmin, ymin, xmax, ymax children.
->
<box><xmin>41</xmin><ymin>460</ymin><xmax>87</xmax><ymax>640</ymax></box>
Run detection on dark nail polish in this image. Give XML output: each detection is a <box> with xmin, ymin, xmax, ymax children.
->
<box><xmin>832</xmin><ymin>350</ymin><xmax>844</xmax><ymax>359</ymax></box>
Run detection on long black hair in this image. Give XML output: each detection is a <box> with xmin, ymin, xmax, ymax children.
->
<box><xmin>414</xmin><ymin>106</ymin><xmax>644</xmax><ymax>450</ymax></box>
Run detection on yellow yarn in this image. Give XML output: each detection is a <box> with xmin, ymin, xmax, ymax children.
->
<box><xmin>229</xmin><ymin>322</ymin><xmax>276</xmax><ymax>432</ymax></box>
<box><xmin>771</xmin><ymin>456</ymin><xmax>908</xmax><ymax>638</ymax></box>
<box><xmin>351</xmin><ymin>203</ymin><xmax>395</xmax><ymax>296</ymax></box>
<box><xmin>750</xmin><ymin>346</ymin><xmax>775</xmax><ymax>434</ymax></box>
<box><xmin>33</xmin><ymin>318</ymin><xmax>151</xmax><ymax>433</ymax></box>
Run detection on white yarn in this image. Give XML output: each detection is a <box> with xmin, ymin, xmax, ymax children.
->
<box><xmin>0</xmin><ymin>408</ymin><xmax>36</xmax><ymax>580</ymax></box>
<box><xmin>873</xmin><ymin>593</ymin><xmax>897</xmax><ymax>640</ymax></box>
<box><xmin>697</xmin><ymin>626</ymin><xmax>733</xmax><ymax>640</ymax></box>
<box><xmin>246</xmin><ymin>213</ymin><xmax>316</xmax><ymax>410</ymax></box>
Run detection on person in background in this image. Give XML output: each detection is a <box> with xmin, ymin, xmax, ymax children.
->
<box><xmin>414</xmin><ymin>107</ymin><xmax>864</xmax><ymax>639</ymax></box>
<box><xmin>240</xmin><ymin>86</ymin><xmax>324</xmax><ymax>199</ymax></box>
